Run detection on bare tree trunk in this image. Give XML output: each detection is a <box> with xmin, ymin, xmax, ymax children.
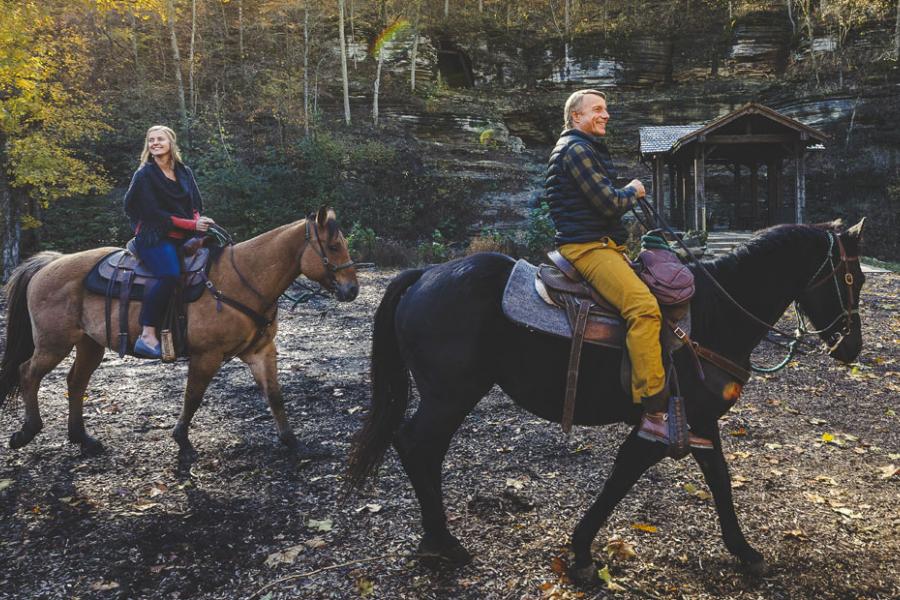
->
<box><xmin>787</xmin><ymin>0</ymin><xmax>796</xmax><ymax>35</ymax></box>
<box><xmin>445</xmin><ymin>0</ymin><xmax>449</xmax><ymax>19</ymax></box>
<box><xmin>189</xmin><ymin>0</ymin><xmax>197</xmax><ymax>115</ymax></box>
<box><xmin>373</xmin><ymin>44</ymin><xmax>385</xmax><ymax>126</ymax></box>
<box><xmin>165</xmin><ymin>0</ymin><xmax>190</xmax><ymax>136</ymax></box>
<box><xmin>479</xmin><ymin>0</ymin><xmax>483</xmax><ymax>13</ymax></box>
<box><xmin>895</xmin><ymin>0</ymin><xmax>900</xmax><ymax>60</ymax></box>
<box><xmin>410</xmin><ymin>0</ymin><xmax>421</xmax><ymax>91</ymax></box>
<box><xmin>1</xmin><ymin>174</ymin><xmax>21</xmax><ymax>282</ymax></box>
<box><xmin>130</xmin><ymin>10</ymin><xmax>143</xmax><ymax>95</ymax></box>
<box><xmin>303</xmin><ymin>1</ymin><xmax>310</xmax><ymax>136</ymax></box>
<box><xmin>238</xmin><ymin>0</ymin><xmax>245</xmax><ymax>80</ymax></box>
<box><xmin>564</xmin><ymin>0</ymin><xmax>570</xmax><ymax>38</ymax></box>
<box><xmin>350</xmin><ymin>0</ymin><xmax>357</xmax><ymax>69</ymax></box>
<box><xmin>338</xmin><ymin>0</ymin><xmax>351</xmax><ymax>125</ymax></box>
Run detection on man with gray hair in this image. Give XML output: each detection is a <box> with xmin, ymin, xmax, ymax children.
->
<box><xmin>544</xmin><ymin>89</ymin><xmax>711</xmax><ymax>449</ymax></box>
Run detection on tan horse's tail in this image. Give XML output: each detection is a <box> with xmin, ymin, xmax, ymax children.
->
<box><xmin>346</xmin><ymin>267</ymin><xmax>426</xmax><ymax>491</ymax></box>
<box><xmin>0</xmin><ymin>252</ymin><xmax>62</xmax><ymax>408</ymax></box>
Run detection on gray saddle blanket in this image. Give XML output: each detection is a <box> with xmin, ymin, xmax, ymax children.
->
<box><xmin>501</xmin><ymin>259</ymin><xmax>690</xmax><ymax>351</ymax></box>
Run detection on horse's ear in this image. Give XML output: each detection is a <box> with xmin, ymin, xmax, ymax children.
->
<box><xmin>316</xmin><ymin>205</ymin><xmax>329</xmax><ymax>229</ymax></box>
<box><xmin>846</xmin><ymin>217</ymin><xmax>865</xmax><ymax>241</ymax></box>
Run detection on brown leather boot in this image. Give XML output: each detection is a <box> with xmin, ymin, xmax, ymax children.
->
<box><xmin>637</xmin><ymin>392</ymin><xmax>713</xmax><ymax>450</ymax></box>
<box><xmin>637</xmin><ymin>412</ymin><xmax>713</xmax><ymax>449</ymax></box>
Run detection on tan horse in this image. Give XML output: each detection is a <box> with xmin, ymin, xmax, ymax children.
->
<box><xmin>0</xmin><ymin>206</ymin><xmax>358</xmax><ymax>457</ymax></box>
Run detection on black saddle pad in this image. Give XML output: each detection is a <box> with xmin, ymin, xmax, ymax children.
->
<box><xmin>83</xmin><ymin>248</ymin><xmax>212</xmax><ymax>303</ymax></box>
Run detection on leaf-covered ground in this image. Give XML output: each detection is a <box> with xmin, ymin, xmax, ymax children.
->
<box><xmin>1</xmin><ymin>269</ymin><xmax>897</xmax><ymax>600</ymax></box>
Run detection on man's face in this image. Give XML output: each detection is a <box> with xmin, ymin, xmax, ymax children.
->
<box><xmin>572</xmin><ymin>94</ymin><xmax>609</xmax><ymax>137</ymax></box>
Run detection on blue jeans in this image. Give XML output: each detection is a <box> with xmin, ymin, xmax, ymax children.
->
<box><xmin>133</xmin><ymin>238</ymin><xmax>181</xmax><ymax>328</ymax></box>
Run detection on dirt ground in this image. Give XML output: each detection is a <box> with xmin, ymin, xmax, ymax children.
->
<box><xmin>1</xmin><ymin>268</ymin><xmax>898</xmax><ymax>600</ymax></box>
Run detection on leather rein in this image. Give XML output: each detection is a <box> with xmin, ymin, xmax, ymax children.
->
<box><xmin>201</xmin><ymin>215</ymin><xmax>353</xmax><ymax>358</ymax></box>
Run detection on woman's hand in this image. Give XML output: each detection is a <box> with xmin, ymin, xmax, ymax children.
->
<box><xmin>196</xmin><ymin>216</ymin><xmax>216</xmax><ymax>232</ymax></box>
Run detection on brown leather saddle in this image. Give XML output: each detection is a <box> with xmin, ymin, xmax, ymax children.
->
<box><xmin>83</xmin><ymin>238</ymin><xmax>213</xmax><ymax>359</ymax></box>
<box><xmin>505</xmin><ymin>250</ymin><xmax>692</xmax><ymax>435</ymax></box>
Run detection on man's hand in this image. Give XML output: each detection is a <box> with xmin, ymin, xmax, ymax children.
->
<box><xmin>196</xmin><ymin>216</ymin><xmax>216</xmax><ymax>232</ymax></box>
<box><xmin>627</xmin><ymin>179</ymin><xmax>646</xmax><ymax>198</ymax></box>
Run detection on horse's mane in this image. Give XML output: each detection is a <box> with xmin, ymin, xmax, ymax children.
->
<box><xmin>688</xmin><ymin>222</ymin><xmax>841</xmax><ymax>345</ymax></box>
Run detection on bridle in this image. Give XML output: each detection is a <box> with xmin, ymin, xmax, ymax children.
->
<box><xmin>795</xmin><ymin>231</ymin><xmax>860</xmax><ymax>354</ymax></box>
<box><xmin>304</xmin><ymin>214</ymin><xmax>355</xmax><ymax>290</ymax></box>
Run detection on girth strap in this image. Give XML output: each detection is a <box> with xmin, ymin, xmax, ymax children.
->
<box><xmin>669</xmin><ymin>324</ymin><xmax>751</xmax><ymax>386</ymax></box>
<box><xmin>561</xmin><ymin>297</ymin><xmax>593</xmax><ymax>434</ymax></box>
<box><xmin>118</xmin><ymin>270</ymin><xmax>134</xmax><ymax>357</ymax></box>
<box><xmin>199</xmin><ymin>271</ymin><xmax>274</xmax><ymax>355</ymax></box>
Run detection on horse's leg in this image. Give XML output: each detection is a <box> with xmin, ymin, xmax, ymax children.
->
<box><xmin>394</xmin><ymin>382</ymin><xmax>483</xmax><ymax>567</ymax></box>
<box><xmin>691</xmin><ymin>428</ymin><xmax>766</xmax><ymax>573</ymax></box>
<box><xmin>172</xmin><ymin>351</ymin><xmax>222</xmax><ymax>457</ymax></box>
<box><xmin>9</xmin><ymin>346</ymin><xmax>72</xmax><ymax>449</ymax></box>
<box><xmin>569</xmin><ymin>428</ymin><xmax>667</xmax><ymax>581</ymax></box>
<box><xmin>65</xmin><ymin>337</ymin><xmax>106</xmax><ymax>455</ymax></box>
<box><xmin>241</xmin><ymin>341</ymin><xmax>299</xmax><ymax>451</ymax></box>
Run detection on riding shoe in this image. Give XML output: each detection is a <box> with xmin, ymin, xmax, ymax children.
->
<box><xmin>637</xmin><ymin>412</ymin><xmax>714</xmax><ymax>450</ymax></box>
<box><xmin>133</xmin><ymin>338</ymin><xmax>162</xmax><ymax>359</ymax></box>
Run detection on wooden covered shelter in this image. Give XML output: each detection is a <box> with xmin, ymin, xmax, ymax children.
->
<box><xmin>639</xmin><ymin>103</ymin><xmax>828</xmax><ymax>231</ymax></box>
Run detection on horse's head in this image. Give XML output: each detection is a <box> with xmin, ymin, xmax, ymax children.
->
<box><xmin>301</xmin><ymin>206</ymin><xmax>359</xmax><ymax>302</ymax></box>
<box><xmin>796</xmin><ymin>218</ymin><xmax>866</xmax><ymax>363</ymax></box>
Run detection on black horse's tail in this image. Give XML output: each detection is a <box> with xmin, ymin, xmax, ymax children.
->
<box><xmin>0</xmin><ymin>252</ymin><xmax>61</xmax><ymax>409</ymax></box>
<box><xmin>347</xmin><ymin>267</ymin><xmax>426</xmax><ymax>490</ymax></box>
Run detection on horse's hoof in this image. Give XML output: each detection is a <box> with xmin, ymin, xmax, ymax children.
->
<box><xmin>280</xmin><ymin>431</ymin><xmax>299</xmax><ymax>449</ymax></box>
<box><xmin>569</xmin><ymin>562</ymin><xmax>600</xmax><ymax>586</ymax></box>
<box><xmin>80</xmin><ymin>437</ymin><xmax>105</xmax><ymax>456</ymax></box>
<box><xmin>742</xmin><ymin>557</ymin><xmax>768</xmax><ymax>577</ymax></box>
<box><xmin>9</xmin><ymin>429</ymin><xmax>35</xmax><ymax>450</ymax></box>
<box><xmin>290</xmin><ymin>439</ymin><xmax>332</xmax><ymax>460</ymax></box>
<box><xmin>417</xmin><ymin>534</ymin><xmax>472</xmax><ymax>568</ymax></box>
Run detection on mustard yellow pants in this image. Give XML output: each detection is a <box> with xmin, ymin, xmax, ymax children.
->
<box><xmin>559</xmin><ymin>239</ymin><xmax>665</xmax><ymax>404</ymax></box>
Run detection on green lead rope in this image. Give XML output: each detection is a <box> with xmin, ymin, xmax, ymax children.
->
<box><xmin>640</xmin><ymin>233</ymin><xmax>674</xmax><ymax>252</ymax></box>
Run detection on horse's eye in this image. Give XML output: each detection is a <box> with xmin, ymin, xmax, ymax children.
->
<box><xmin>328</xmin><ymin>245</ymin><xmax>340</xmax><ymax>252</ymax></box>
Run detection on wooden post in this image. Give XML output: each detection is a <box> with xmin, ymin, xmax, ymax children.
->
<box><xmin>733</xmin><ymin>162</ymin><xmax>742</xmax><ymax>228</ymax></box>
<box><xmin>693</xmin><ymin>144</ymin><xmax>706</xmax><ymax>230</ymax></box>
<box><xmin>680</xmin><ymin>163</ymin><xmax>688</xmax><ymax>229</ymax></box>
<box><xmin>766</xmin><ymin>158</ymin><xmax>778</xmax><ymax>226</ymax></box>
<box><xmin>654</xmin><ymin>155</ymin><xmax>666</xmax><ymax>218</ymax></box>
<box><xmin>668</xmin><ymin>162</ymin><xmax>676</xmax><ymax>227</ymax></box>
<box><xmin>749</xmin><ymin>161</ymin><xmax>759</xmax><ymax>228</ymax></box>
<box><xmin>795</xmin><ymin>146</ymin><xmax>806</xmax><ymax>223</ymax></box>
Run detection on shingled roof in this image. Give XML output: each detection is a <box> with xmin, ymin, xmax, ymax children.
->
<box><xmin>639</xmin><ymin>125</ymin><xmax>702</xmax><ymax>155</ymax></box>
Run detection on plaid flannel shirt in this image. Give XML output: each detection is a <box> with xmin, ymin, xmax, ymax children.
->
<box><xmin>562</xmin><ymin>142</ymin><xmax>636</xmax><ymax>218</ymax></box>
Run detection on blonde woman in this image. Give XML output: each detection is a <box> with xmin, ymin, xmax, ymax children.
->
<box><xmin>123</xmin><ymin>126</ymin><xmax>215</xmax><ymax>358</ymax></box>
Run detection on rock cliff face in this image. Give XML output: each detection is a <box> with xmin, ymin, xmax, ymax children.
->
<box><xmin>344</xmin><ymin>4</ymin><xmax>898</xmax><ymax>258</ymax></box>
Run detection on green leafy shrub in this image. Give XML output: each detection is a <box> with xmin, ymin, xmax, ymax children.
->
<box><xmin>418</xmin><ymin>229</ymin><xmax>450</xmax><ymax>264</ymax></box>
<box><xmin>524</xmin><ymin>201</ymin><xmax>555</xmax><ymax>262</ymax></box>
<box><xmin>347</xmin><ymin>222</ymin><xmax>377</xmax><ymax>262</ymax></box>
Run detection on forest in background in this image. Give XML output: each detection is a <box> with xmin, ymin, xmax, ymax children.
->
<box><xmin>2</xmin><ymin>0</ymin><xmax>899</xmax><ymax>280</ymax></box>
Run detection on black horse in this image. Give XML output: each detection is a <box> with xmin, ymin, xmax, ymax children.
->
<box><xmin>348</xmin><ymin>220</ymin><xmax>865</xmax><ymax>582</ymax></box>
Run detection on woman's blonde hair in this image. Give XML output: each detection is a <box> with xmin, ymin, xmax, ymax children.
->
<box><xmin>563</xmin><ymin>89</ymin><xmax>606</xmax><ymax>130</ymax></box>
<box><xmin>139</xmin><ymin>125</ymin><xmax>184</xmax><ymax>167</ymax></box>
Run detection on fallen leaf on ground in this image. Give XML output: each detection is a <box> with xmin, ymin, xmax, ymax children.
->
<box><xmin>355</xmin><ymin>503</ymin><xmax>382</xmax><ymax>514</ymax></box>
<box><xmin>148</xmin><ymin>483</ymin><xmax>168</xmax><ymax>497</ymax></box>
<box><xmin>605</xmin><ymin>538</ymin><xmax>637</xmax><ymax>560</ymax></box>
<box><xmin>682</xmin><ymin>483</ymin><xmax>711</xmax><ymax>500</ymax></box>
<box><xmin>765</xmin><ymin>443</ymin><xmax>783</xmax><ymax>450</ymax></box>
<box><xmin>550</xmin><ymin>555</ymin><xmax>566</xmax><ymax>575</ymax></box>
<box><xmin>505</xmin><ymin>478</ymin><xmax>525</xmax><ymax>490</ymax></box>
<box><xmin>783</xmin><ymin>528</ymin><xmax>807</xmax><ymax>540</ymax></box>
<box><xmin>732</xmin><ymin>475</ymin><xmax>748</xmax><ymax>489</ymax></box>
<box><xmin>814</xmin><ymin>475</ymin><xmax>838</xmax><ymax>486</ymax></box>
<box><xmin>305</xmin><ymin>537</ymin><xmax>326</xmax><ymax>549</ymax></box>
<box><xmin>631</xmin><ymin>523</ymin><xmax>657</xmax><ymax>533</ymax></box>
<box><xmin>307</xmin><ymin>518</ymin><xmax>333</xmax><ymax>532</ymax></box>
<box><xmin>0</xmin><ymin>480</ymin><xmax>13</xmax><ymax>492</ymax></box>
<box><xmin>90</xmin><ymin>581</ymin><xmax>119</xmax><ymax>591</ymax></box>
<box><xmin>804</xmin><ymin>492</ymin><xmax>826</xmax><ymax>504</ymax></box>
<box><xmin>877</xmin><ymin>464</ymin><xmax>898</xmax><ymax>479</ymax></box>
<box><xmin>832</xmin><ymin>507</ymin><xmax>864</xmax><ymax>519</ymax></box>
<box><xmin>265</xmin><ymin>544</ymin><xmax>305</xmax><ymax>568</ymax></box>
<box><xmin>729</xmin><ymin>427</ymin><xmax>747</xmax><ymax>436</ymax></box>
<box><xmin>597</xmin><ymin>566</ymin><xmax>625</xmax><ymax>592</ymax></box>
<box><xmin>357</xmin><ymin>577</ymin><xmax>374</xmax><ymax>596</ymax></box>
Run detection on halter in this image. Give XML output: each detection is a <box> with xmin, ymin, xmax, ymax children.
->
<box><xmin>304</xmin><ymin>214</ymin><xmax>356</xmax><ymax>289</ymax></box>
<box><xmin>795</xmin><ymin>232</ymin><xmax>860</xmax><ymax>353</ymax></box>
